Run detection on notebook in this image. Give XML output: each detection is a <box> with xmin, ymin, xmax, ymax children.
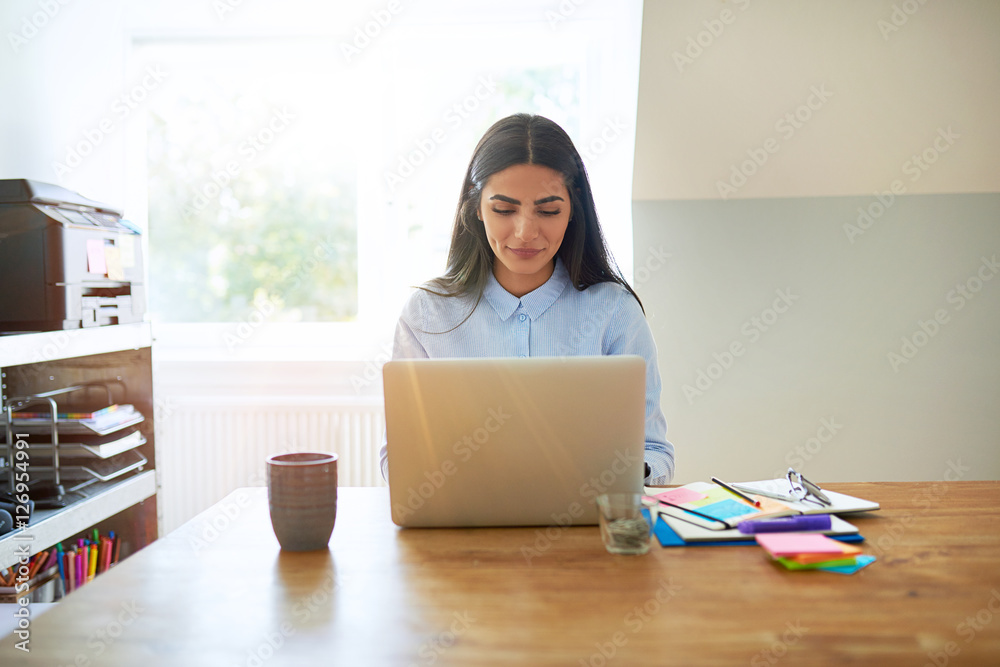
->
<box><xmin>383</xmin><ymin>355</ymin><xmax>647</xmax><ymax>527</ymax></box>
<box><xmin>656</xmin><ymin>511</ymin><xmax>860</xmax><ymax>544</ymax></box>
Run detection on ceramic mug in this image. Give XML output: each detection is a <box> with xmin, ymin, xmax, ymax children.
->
<box><xmin>266</xmin><ymin>452</ymin><xmax>338</xmax><ymax>551</ymax></box>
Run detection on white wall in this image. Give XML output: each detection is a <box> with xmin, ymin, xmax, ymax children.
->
<box><xmin>1</xmin><ymin>0</ymin><xmax>130</xmax><ymax>205</ymax></box>
<box><xmin>633</xmin><ymin>0</ymin><xmax>1000</xmax><ymax>201</ymax></box>
<box><xmin>632</xmin><ymin>0</ymin><xmax>1000</xmax><ymax>483</ymax></box>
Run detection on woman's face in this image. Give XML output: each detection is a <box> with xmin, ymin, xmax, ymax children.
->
<box><xmin>477</xmin><ymin>163</ymin><xmax>571</xmax><ymax>297</ymax></box>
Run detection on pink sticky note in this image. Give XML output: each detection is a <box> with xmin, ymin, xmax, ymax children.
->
<box><xmin>87</xmin><ymin>239</ymin><xmax>107</xmax><ymax>275</ymax></box>
<box><xmin>755</xmin><ymin>533</ymin><xmax>847</xmax><ymax>557</ymax></box>
<box><xmin>654</xmin><ymin>487</ymin><xmax>708</xmax><ymax>505</ymax></box>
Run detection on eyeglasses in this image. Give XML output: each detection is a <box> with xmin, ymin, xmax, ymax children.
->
<box><xmin>786</xmin><ymin>467</ymin><xmax>831</xmax><ymax>506</ymax></box>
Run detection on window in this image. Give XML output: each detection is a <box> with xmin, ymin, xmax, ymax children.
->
<box><xmin>142</xmin><ymin>39</ymin><xmax>359</xmax><ymax>324</ymax></box>
<box><xmin>128</xmin><ymin>1</ymin><xmax>643</xmax><ymax>359</ymax></box>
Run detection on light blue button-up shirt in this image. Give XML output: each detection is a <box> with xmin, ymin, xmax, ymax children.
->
<box><xmin>380</xmin><ymin>258</ymin><xmax>675</xmax><ymax>484</ymax></box>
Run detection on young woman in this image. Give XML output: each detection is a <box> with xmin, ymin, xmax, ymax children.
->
<box><xmin>380</xmin><ymin>113</ymin><xmax>674</xmax><ymax>484</ymax></box>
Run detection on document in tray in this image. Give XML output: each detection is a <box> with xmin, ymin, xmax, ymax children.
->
<box><xmin>730</xmin><ymin>479</ymin><xmax>880</xmax><ymax>515</ymax></box>
<box><xmin>644</xmin><ymin>482</ymin><xmax>797</xmax><ymax>531</ymax></box>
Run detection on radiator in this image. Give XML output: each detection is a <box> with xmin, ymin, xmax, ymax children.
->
<box><xmin>155</xmin><ymin>396</ymin><xmax>386</xmax><ymax>535</ymax></box>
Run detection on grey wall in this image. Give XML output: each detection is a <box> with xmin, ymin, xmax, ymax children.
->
<box><xmin>633</xmin><ymin>193</ymin><xmax>1000</xmax><ymax>483</ymax></box>
<box><xmin>632</xmin><ymin>1</ymin><xmax>1000</xmax><ymax>483</ymax></box>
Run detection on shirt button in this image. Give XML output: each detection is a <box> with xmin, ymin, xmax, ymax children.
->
<box><xmin>518</xmin><ymin>314</ymin><xmax>527</xmax><ymax>322</ymax></box>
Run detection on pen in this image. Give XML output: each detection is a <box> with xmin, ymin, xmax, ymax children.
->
<box><xmin>67</xmin><ymin>551</ymin><xmax>76</xmax><ymax>592</ymax></box>
<box><xmin>57</xmin><ymin>543</ymin><xmax>65</xmax><ymax>584</ymax></box>
<box><xmin>730</xmin><ymin>483</ymin><xmax>793</xmax><ymax>503</ymax></box>
<box><xmin>711</xmin><ymin>477</ymin><xmax>761</xmax><ymax>507</ymax></box>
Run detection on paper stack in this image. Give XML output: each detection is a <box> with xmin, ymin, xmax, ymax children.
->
<box><xmin>755</xmin><ymin>533</ymin><xmax>876</xmax><ymax>574</ymax></box>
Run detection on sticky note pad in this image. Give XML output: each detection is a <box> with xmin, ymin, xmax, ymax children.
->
<box><xmin>653</xmin><ymin>487</ymin><xmax>707</xmax><ymax>505</ymax></box>
<box><xmin>789</xmin><ymin>543</ymin><xmax>862</xmax><ymax>563</ymax></box>
<box><xmin>817</xmin><ymin>555</ymin><xmax>876</xmax><ymax>575</ymax></box>
<box><xmin>699</xmin><ymin>499</ymin><xmax>758</xmax><ymax>521</ymax></box>
<box><xmin>104</xmin><ymin>246</ymin><xmax>124</xmax><ymax>281</ymax></box>
<box><xmin>777</xmin><ymin>556</ymin><xmax>859</xmax><ymax>571</ymax></box>
<box><xmin>755</xmin><ymin>533</ymin><xmax>848</xmax><ymax>558</ymax></box>
<box><xmin>87</xmin><ymin>239</ymin><xmax>107</xmax><ymax>274</ymax></box>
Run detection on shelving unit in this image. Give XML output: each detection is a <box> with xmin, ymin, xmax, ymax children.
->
<box><xmin>0</xmin><ymin>323</ymin><xmax>158</xmax><ymax>571</ymax></box>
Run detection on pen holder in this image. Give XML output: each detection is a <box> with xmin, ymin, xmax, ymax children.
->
<box><xmin>0</xmin><ymin>565</ymin><xmax>60</xmax><ymax>604</ymax></box>
<box><xmin>266</xmin><ymin>452</ymin><xmax>338</xmax><ymax>551</ymax></box>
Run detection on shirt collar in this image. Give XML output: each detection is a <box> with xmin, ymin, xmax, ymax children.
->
<box><xmin>483</xmin><ymin>258</ymin><xmax>571</xmax><ymax>321</ymax></box>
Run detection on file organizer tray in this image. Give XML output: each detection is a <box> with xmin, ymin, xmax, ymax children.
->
<box><xmin>1</xmin><ymin>380</ymin><xmax>146</xmax><ymax>502</ymax></box>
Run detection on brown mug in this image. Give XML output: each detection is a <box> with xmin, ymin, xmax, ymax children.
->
<box><xmin>266</xmin><ymin>452</ymin><xmax>338</xmax><ymax>551</ymax></box>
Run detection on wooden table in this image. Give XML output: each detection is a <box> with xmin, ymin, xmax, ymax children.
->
<box><xmin>2</xmin><ymin>482</ymin><xmax>998</xmax><ymax>665</ymax></box>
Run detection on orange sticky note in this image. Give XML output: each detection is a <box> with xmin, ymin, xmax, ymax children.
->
<box><xmin>789</xmin><ymin>544</ymin><xmax>862</xmax><ymax>564</ymax></box>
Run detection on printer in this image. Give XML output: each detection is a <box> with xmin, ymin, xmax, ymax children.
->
<box><xmin>0</xmin><ymin>179</ymin><xmax>145</xmax><ymax>332</ymax></box>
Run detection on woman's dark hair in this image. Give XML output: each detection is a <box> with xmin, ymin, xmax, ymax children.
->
<box><xmin>425</xmin><ymin>113</ymin><xmax>642</xmax><ymax>313</ymax></box>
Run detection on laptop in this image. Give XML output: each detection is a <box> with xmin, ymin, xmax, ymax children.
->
<box><xmin>383</xmin><ymin>355</ymin><xmax>646</xmax><ymax>527</ymax></box>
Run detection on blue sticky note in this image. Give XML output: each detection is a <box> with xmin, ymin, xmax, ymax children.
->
<box><xmin>817</xmin><ymin>554</ymin><xmax>877</xmax><ymax>574</ymax></box>
<box><xmin>698</xmin><ymin>499</ymin><xmax>758</xmax><ymax>521</ymax></box>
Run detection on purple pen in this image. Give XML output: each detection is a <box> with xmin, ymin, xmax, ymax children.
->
<box><xmin>737</xmin><ymin>514</ymin><xmax>832</xmax><ymax>534</ymax></box>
